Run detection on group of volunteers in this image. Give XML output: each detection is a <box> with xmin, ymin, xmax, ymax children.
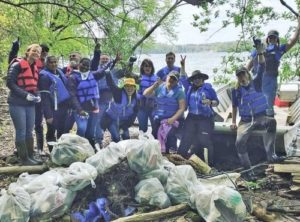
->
<box><xmin>6</xmin><ymin>17</ymin><xmax>300</xmax><ymax>180</ymax></box>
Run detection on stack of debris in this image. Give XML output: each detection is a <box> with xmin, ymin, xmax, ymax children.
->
<box><xmin>272</xmin><ymin>157</ymin><xmax>300</xmax><ymax>192</ymax></box>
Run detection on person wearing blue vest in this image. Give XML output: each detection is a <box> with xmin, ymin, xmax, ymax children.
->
<box><xmin>90</xmin><ymin>43</ymin><xmax>119</xmax><ymax>149</ymax></box>
<box><xmin>247</xmin><ymin>17</ymin><xmax>300</xmax><ymax>117</ymax></box>
<box><xmin>67</xmin><ymin>58</ymin><xmax>113</xmax><ymax>148</ymax></box>
<box><xmin>101</xmin><ymin>75</ymin><xmax>138</xmax><ymax>142</ymax></box>
<box><xmin>231</xmin><ymin>53</ymin><xmax>285</xmax><ymax>180</ymax></box>
<box><xmin>144</xmin><ymin>70</ymin><xmax>186</xmax><ymax>153</ymax></box>
<box><xmin>156</xmin><ymin>52</ymin><xmax>180</xmax><ymax>81</ymax></box>
<box><xmin>137</xmin><ymin>59</ymin><xmax>157</xmax><ymax>133</ymax></box>
<box><xmin>39</xmin><ymin>56</ymin><xmax>71</xmax><ymax>153</ymax></box>
<box><xmin>177</xmin><ymin>57</ymin><xmax>219</xmax><ymax>165</ymax></box>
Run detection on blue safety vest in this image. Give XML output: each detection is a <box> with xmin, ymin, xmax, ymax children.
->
<box><xmin>264</xmin><ymin>44</ymin><xmax>283</xmax><ymax>76</ymax></box>
<box><xmin>106</xmin><ymin>91</ymin><xmax>137</xmax><ymax>120</ymax></box>
<box><xmin>153</xmin><ymin>84</ymin><xmax>180</xmax><ymax>119</ymax></box>
<box><xmin>39</xmin><ymin>69</ymin><xmax>70</xmax><ymax>104</ymax></box>
<box><xmin>74</xmin><ymin>71</ymin><xmax>99</xmax><ymax>104</ymax></box>
<box><xmin>236</xmin><ymin>84</ymin><xmax>268</xmax><ymax>118</ymax></box>
<box><xmin>138</xmin><ymin>74</ymin><xmax>157</xmax><ymax>108</ymax></box>
<box><xmin>186</xmin><ymin>83</ymin><xmax>214</xmax><ymax>117</ymax></box>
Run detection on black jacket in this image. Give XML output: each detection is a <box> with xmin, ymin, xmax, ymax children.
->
<box><xmin>6</xmin><ymin>62</ymin><xmax>39</xmax><ymax>106</ymax></box>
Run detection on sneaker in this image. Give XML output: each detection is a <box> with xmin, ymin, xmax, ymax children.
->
<box><xmin>269</xmin><ymin>155</ymin><xmax>285</xmax><ymax>163</ymax></box>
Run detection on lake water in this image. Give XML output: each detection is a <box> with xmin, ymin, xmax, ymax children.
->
<box><xmin>136</xmin><ymin>51</ymin><xmax>249</xmax><ymax>82</ymax></box>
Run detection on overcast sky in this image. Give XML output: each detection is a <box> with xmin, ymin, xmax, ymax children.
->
<box><xmin>156</xmin><ymin>0</ymin><xmax>298</xmax><ymax>44</ymax></box>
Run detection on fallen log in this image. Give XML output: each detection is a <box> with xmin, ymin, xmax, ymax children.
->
<box><xmin>112</xmin><ymin>203</ymin><xmax>190</xmax><ymax>222</ymax></box>
<box><xmin>0</xmin><ymin>164</ymin><xmax>49</xmax><ymax>175</ymax></box>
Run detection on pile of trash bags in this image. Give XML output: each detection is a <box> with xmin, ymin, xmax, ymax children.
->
<box><xmin>0</xmin><ymin>133</ymin><xmax>247</xmax><ymax>222</ymax></box>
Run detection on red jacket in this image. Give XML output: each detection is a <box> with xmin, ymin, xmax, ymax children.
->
<box><xmin>15</xmin><ymin>58</ymin><xmax>39</xmax><ymax>92</ymax></box>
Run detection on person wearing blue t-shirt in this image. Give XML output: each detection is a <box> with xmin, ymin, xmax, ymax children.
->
<box><xmin>156</xmin><ymin>52</ymin><xmax>180</xmax><ymax>81</ymax></box>
<box><xmin>246</xmin><ymin>18</ymin><xmax>300</xmax><ymax>117</ymax></box>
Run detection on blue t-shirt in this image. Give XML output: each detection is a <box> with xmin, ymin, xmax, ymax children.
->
<box><xmin>156</xmin><ymin>66</ymin><xmax>181</xmax><ymax>81</ymax></box>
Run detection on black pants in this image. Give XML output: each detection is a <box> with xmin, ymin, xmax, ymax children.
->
<box><xmin>178</xmin><ymin>113</ymin><xmax>214</xmax><ymax>165</ymax></box>
<box><xmin>152</xmin><ymin>117</ymin><xmax>184</xmax><ymax>153</ymax></box>
<box><xmin>46</xmin><ymin>104</ymin><xmax>70</xmax><ymax>152</ymax></box>
<box><xmin>35</xmin><ymin>103</ymin><xmax>44</xmax><ymax>151</ymax></box>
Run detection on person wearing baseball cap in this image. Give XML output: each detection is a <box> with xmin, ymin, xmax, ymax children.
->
<box><xmin>143</xmin><ymin>67</ymin><xmax>186</xmax><ymax>153</ymax></box>
<box><xmin>231</xmin><ymin>52</ymin><xmax>285</xmax><ymax>180</ymax></box>
<box><xmin>100</xmin><ymin>73</ymin><xmax>138</xmax><ymax>142</ymax></box>
<box><xmin>247</xmin><ymin>17</ymin><xmax>300</xmax><ymax>117</ymax></box>
<box><xmin>177</xmin><ymin>57</ymin><xmax>219</xmax><ymax>166</ymax></box>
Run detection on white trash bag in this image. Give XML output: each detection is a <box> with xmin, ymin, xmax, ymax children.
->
<box><xmin>18</xmin><ymin>170</ymin><xmax>65</xmax><ymax>194</ymax></box>
<box><xmin>86</xmin><ymin>142</ymin><xmax>126</xmax><ymax>174</ymax></box>
<box><xmin>0</xmin><ymin>183</ymin><xmax>31</xmax><ymax>222</ymax></box>
<box><xmin>190</xmin><ymin>184</ymin><xmax>247</xmax><ymax>222</ymax></box>
<box><xmin>30</xmin><ymin>185</ymin><xmax>76</xmax><ymax>220</ymax></box>
<box><xmin>127</xmin><ymin>139</ymin><xmax>163</xmax><ymax>175</ymax></box>
<box><xmin>60</xmin><ymin>162</ymin><xmax>98</xmax><ymax>191</ymax></box>
<box><xmin>50</xmin><ymin>133</ymin><xmax>95</xmax><ymax>166</ymax></box>
<box><xmin>135</xmin><ymin>178</ymin><xmax>171</xmax><ymax>209</ymax></box>
<box><xmin>140</xmin><ymin>159</ymin><xmax>174</xmax><ymax>186</ymax></box>
<box><xmin>165</xmin><ymin>165</ymin><xmax>198</xmax><ymax>205</ymax></box>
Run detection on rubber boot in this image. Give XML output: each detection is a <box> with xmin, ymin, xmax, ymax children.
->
<box><xmin>26</xmin><ymin>138</ymin><xmax>43</xmax><ymax>164</ymax></box>
<box><xmin>36</xmin><ymin>132</ymin><xmax>44</xmax><ymax>152</ymax></box>
<box><xmin>15</xmin><ymin>142</ymin><xmax>38</xmax><ymax>166</ymax></box>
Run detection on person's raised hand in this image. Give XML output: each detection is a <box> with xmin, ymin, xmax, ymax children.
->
<box><xmin>180</xmin><ymin>55</ymin><xmax>186</xmax><ymax>67</ymax></box>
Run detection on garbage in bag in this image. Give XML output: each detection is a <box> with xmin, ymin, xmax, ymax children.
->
<box><xmin>127</xmin><ymin>139</ymin><xmax>163</xmax><ymax>174</ymax></box>
<box><xmin>50</xmin><ymin>133</ymin><xmax>95</xmax><ymax>166</ymax></box>
<box><xmin>139</xmin><ymin>159</ymin><xmax>174</xmax><ymax>186</ymax></box>
<box><xmin>16</xmin><ymin>173</ymin><xmax>40</xmax><ymax>187</ymax></box>
<box><xmin>86</xmin><ymin>142</ymin><xmax>126</xmax><ymax>174</ymax></box>
<box><xmin>138</xmin><ymin>130</ymin><xmax>155</xmax><ymax>140</ymax></box>
<box><xmin>60</xmin><ymin>162</ymin><xmax>98</xmax><ymax>191</ymax></box>
<box><xmin>190</xmin><ymin>184</ymin><xmax>247</xmax><ymax>222</ymax></box>
<box><xmin>0</xmin><ymin>183</ymin><xmax>31</xmax><ymax>222</ymax></box>
<box><xmin>165</xmin><ymin>165</ymin><xmax>198</xmax><ymax>205</ymax></box>
<box><xmin>72</xmin><ymin>197</ymin><xmax>111</xmax><ymax>222</ymax></box>
<box><xmin>135</xmin><ymin>178</ymin><xmax>171</xmax><ymax>209</ymax></box>
<box><xmin>284</xmin><ymin>123</ymin><xmax>300</xmax><ymax>156</ymax></box>
<box><xmin>30</xmin><ymin>185</ymin><xmax>76</xmax><ymax>220</ymax></box>
<box><xmin>18</xmin><ymin>170</ymin><xmax>65</xmax><ymax>194</ymax></box>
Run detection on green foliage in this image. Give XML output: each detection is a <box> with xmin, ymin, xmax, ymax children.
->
<box><xmin>192</xmin><ymin>0</ymin><xmax>300</xmax><ymax>84</ymax></box>
<box><xmin>0</xmin><ymin>0</ymin><xmax>189</xmax><ymax>75</ymax></box>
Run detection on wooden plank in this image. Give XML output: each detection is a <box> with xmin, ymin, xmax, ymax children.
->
<box><xmin>112</xmin><ymin>204</ymin><xmax>190</xmax><ymax>222</ymax></box>
<box><xmin>273</xmin><ymin>164</ymin><xmax>300</xmax><ymax>173</ymax></box>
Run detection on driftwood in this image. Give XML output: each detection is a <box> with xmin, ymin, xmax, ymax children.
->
<box><xmin>0</xmin><ymin>164</ymin><xmax>49</xmax><ymax>175</ymax></box>
<box><xmin>112</xmin><ymin>203</ymin><xmax>190</xmax><ymax>222</ymax></box>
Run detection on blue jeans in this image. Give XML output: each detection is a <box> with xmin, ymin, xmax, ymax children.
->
<box><xmin>108</xmin><ymin>119</ymin><xmax>120</xmax><ymax>142</ymax></box>
<box><xmin>137</xmin><ymin>108</ymin><xmax>154</xmax><ymax>132</ymax></box>
<box><xmin>9</xmin><ymin>104</ymin><xmax>35</xmax><ymax>142</ymax></box>
<box><xmin>95</xmin><ymin>103</ymin><xmax>109</xmax><ymax>144</ymax></box>
<box><xmin>262</xmin><ymin>75</ymin><xmax>277</xmax><ymax>116</ymax></box>
<box><xmin>75</xmin><ymin>111</ymin><xmax>100</xmax><ymax>145</ymax></box>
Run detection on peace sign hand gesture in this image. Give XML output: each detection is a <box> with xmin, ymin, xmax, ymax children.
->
<box><xmin>180</xmin><ymin>55</ymin><xmax>186</xmax><ymax>67</ymax></box>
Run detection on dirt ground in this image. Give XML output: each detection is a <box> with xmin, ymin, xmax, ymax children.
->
<box><xmin>1</xmin><ymin>86</ymin><xmax>300</xmax><ymax>222</ymax></box>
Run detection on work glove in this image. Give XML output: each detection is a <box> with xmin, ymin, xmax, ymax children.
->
<box><xmin>12</xmin><ymin>38</ymin><xmax>20</xmax><ymax>52</ymax></box>
<box><xmin>26</xmin><ymin>94</ymin><xmax>41</xmax><ymax>103</ymax></box>
<box><xmin>79</xmin><ymin>110</ymin><xmax>89</xmax><ymax>118</ymax></box>
<box><xmin>255</xmin><ymin>42</ymin><xmax>265</xmax><ymax>54</ymax></box>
